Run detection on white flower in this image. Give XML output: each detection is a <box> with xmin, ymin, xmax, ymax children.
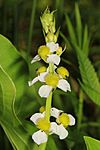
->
<box><xmin>50</xmin><ymin>107</ymin><xmax>75</xmax><ymax>139</ymax></box>
<box><xmin>30</xmin><ymin>112</ymin><xmax>68</xmax><ymax>145</ymax></box>
<box><xmin>30</xmin><ymin>112</ymin><xmax>47</xmax><ymax>145</ymax></box>
<box><xmin>51</xmin><ymin>107</ymin><xmax>75</xmax><ymax>126</ymax></box>
<box><xmin>39</xmin><ymin>78</ymin><xmax>71</xmax><ymax>98</ymax></box>
<box><xmin>31</xmin><ymin>42</ymin><xmax>61</xmax><ymax>65</ymax></box>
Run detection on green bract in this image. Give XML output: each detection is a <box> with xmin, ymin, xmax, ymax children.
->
<box><xmin>40</xmin><ymin>8</ymin><xmax>56</xmax><ymax>34</ymax></box>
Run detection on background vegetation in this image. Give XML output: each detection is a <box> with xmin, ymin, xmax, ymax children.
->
<box><xmin>0</xmin><ymin>0</ymin><xmax>100</xmax><ymax>150</ymax></box>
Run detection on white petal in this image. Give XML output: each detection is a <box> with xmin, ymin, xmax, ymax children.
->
<box><xmin>32</xmin><ymin>130</ymin><xmax>47</xmax><ymax>145</ymax></box>
<box><xmin>68</xmin><ymin>114</ymin><xmax>75</xmax><ymax>126</ymax></box>
<box><xmin>46</xmin><ymin>42</ymin><xmax>59</xmax><ymax>52</ymax></box>
<box><xmin>51</xmin><ymin>107</ymin><xmax>63</xmax><ymax>118</ymax></box>
<box><xmin>38</xmin><ymin>85</ymin><xmax>52</xmax><ymax>98</ymax></box>
<box><xmin>49</xmin><ymin>122</ymin><xmax>58</xmax><ymax>134</ymax></box>
<box><xmin>28</xmin><ymin>77</ymin><xmax>39</xmax><ymax>86</ymax></box>
<box><xmin>30</xmin><ymin>113</ymin><xmax>44</xmax><ymax>124</ymax></box>
<box><xmin>31</xmin><ymin>55</ymin><xmax>41</xmax><ymax>64</ymax></box>
<box><xmin>47</xmin><ymin>54</ymin><xmax>60</xmax><ymax>65</ymax></box>
<box><xmin>38</xmin><ymin>72</ymin><xmax>48</xmax><ymax>82</ymax></box>
<box><xmin>57</xmin><ymin>124</ymin><xmax>68</xmax><ymax>140</ymax></box>
<box><xmin>57</xmin><ymin>79</ymin><xmax>71</xmax><ymax>92</ymax></box>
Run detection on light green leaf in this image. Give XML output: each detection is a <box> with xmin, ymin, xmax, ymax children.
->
<box><xmin>0</xmin><ymin>34</ymin><xmax>29</xmax><ymax>107</ymax></box>
<box><xmin>84</xmin><ymin>136</ymin><xmax>100</xmax><ymax>150</ymax></box>
<box><xmin>0</xmin><ymin>66</ymin><xmax>34</xmax><ymax>150</ymax></box>
<box><xmin>75</xmin><ymin>3</ymin><xmax>82</xmax><ymax>47</ymax></box>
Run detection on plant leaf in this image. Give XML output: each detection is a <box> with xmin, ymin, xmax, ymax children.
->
<box><xmin>0</xmin><ymin>66</ymin><xmax>34</xmax><ymax>150</ymax></box>
<box><xmin>75</xmin><ymin>3</ymin><xmax>82</xmax><ymax>47</ymax></box>
<box><xmin>76</xmin><ymin>47</ymin><xmax>100</xmax><ymax>105</ymax></box>
<box><xmin>0</xmin><ymin>34</ymin><xmax>29</xmax><ymax>108</ymax></box>
<box><xmin>65</xmin><ymin>15</ymin><xmax>77</xmax><ymax>45</ymax></box>
<box><xmin>84</xmin><ymin>136</ymin><xmax>100</xmax><ymax>150</ymax></box>
<box><xmin>82</xmin><ymin>25</ymin><xmax>89</xmax><ymax>56</ymax></box>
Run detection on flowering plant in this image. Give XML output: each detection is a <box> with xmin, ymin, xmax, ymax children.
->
<box><xmin>28</xmin><ymin>8</ymin><xmax>75</xmax><ymax>148</ymax></box>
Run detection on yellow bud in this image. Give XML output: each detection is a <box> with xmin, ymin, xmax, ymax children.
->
<box><xmin>53</xmin><ymin>35</ymin><xmax>57</xmax><ymax>43</ymax></box>
<box><xmin>39</xmin><ymin>106</ymin><xmax>45</xmax><ymax>113</ymax></box>
<box><xmin>37</xmin><ymin>66</ymin><xmax>47</xmax><ymax>74</ymax></box>
<box><xmin>57</xmin><ymin>67</ymin><xmax>69</xmax><ymax>78</ymax></box>
<box><xmin>56</xmin><ymin>113</ymin><xmax>70</xmax><ymax>127</ymax></box>
<box><xmin>38</xmin><ymin>45</ymin><xmax>50</xmax><ymax>61</ymax></box>
<box><xmin>46</xmin><ymin>32</ymin><xmax>55</xmax><ymax>42</ymax></box>
<box><xmin>37</xmin><ymin>118</ymin><xmax>50</xmax><ymax>131</ymax></box>
<box><xmin>45</xmin><ymin>73</ymin><xmax>59</xmax><ymax>87</ymax></box>
<box><xmin>56</xmin><ymin>47</ymin><xmax>62</xmax><ymax>55</ymax></box>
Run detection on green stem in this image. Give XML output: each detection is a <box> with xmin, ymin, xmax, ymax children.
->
<box><xmin>77</xmin><ymin>89</ymin><xmax>84</xmax><ymax>129</ymax></box>
<box><xmin>27</xmin><ymin>0</ymin><xmax>36</xmax><ymax>59</ymax></box>
<box><xmin>49</xmin><ymin>63</ymin><xmax>54</xmax><ymax>73</ymax></box>
<box><xmin>37</xmin><ymin>63</ymin><xmax>53</xmax><ymax>150</ymax></box>
<box><xmin>45</xmin><ymin>92</ymin><xmax>53</xmax><ymax>122</ymax></box>
<box><xmin>38</xmin><ymin>91</ymin><xmax>53</xmax><ymax>150</ymax></box>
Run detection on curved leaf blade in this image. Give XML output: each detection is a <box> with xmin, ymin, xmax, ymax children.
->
<box><xmin>0</xmin><ymin>66</ymin><xmax>34</xmax><ymax>150</ymax></box>
<box><xmin>84</xmin><ymin>136</ymin><xmax>100</xmax><ymax>150</ymax></box>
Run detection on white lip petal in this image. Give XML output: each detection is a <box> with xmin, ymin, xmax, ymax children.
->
<box><xmin>68</xmin><ymin>114</ymin><xmax>75</xmax><ymax>126</ymax></box>
<box><xmin>28</xmin><ymin>77</ymin><xmax>39</xmax><ymax>86</ymax></box>
<box><xmin>38</xmin><ymin>85</ymin><xmax>52</xmax><ymax>98</ymax></box>
<box><xmin>57</xmin><ymin>124</ymin><xmax>68</xmax><ymax>140</ymax></box>
<box><xmin>47</xmin><ymin>54</ymin><xmax>60</xmax><ymax>65</ymax></box>
<box><xmin>38</xmin><ymin>72</ymin><xmax>48</xmax><ymax>82</ymax></box>
<box><xmin>30</xmin><ymin>113</ymin><xmax>44</xmax><ymax>124</ymax></box>
<box><xmin>46</xmin><ymin>42</ymin><xmax>59</xmax><ymax>52</ymax></box>
<box><xmin>57</xmin><ymin>79</ymin><xmax>71</xmax><ymax>92</ymax></box>
<box><xmin>32</xmin><ymin>130</ymin><xmax>48</xmax><ymax>145</ymax></box>
<box><xmin>31</xmin><ymin>55</ymin><xmax>41</xmax><ymax>64</ymax></box>
<box><xmin>49</xmin><ymin>122</ymin><xmax>58</xmax><ymax>134</ymax></box>
<box><xmin>51</xmin><ymin>107</ymin><xmax>63</xmax><ymax>118</ymax></box>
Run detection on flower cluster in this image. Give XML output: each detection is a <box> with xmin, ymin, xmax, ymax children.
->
<box><xmin>30</xmin><ymin>107</ymin><xmax>75</xmax><ymax>145</ymax></box>
<box><xmin>28</xmin><ymin>65</ymin><xmax>71</xmax><ymax>98</ymax></box>
<box><xmin>28</xmin><ymin>8</ymin><xmax>75</xmax><ymax>146</ymax></box>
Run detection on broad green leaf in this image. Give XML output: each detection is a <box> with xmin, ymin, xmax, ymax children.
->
<box><xmin>84</xmin><ymin>136</ymin><xmax>100</xmax><ymax>150</ymax></box>
<box><xmin>75</xmin><ymin>3</ymin><xmax>82</xmax><ymax>47</ymax></box>
<box><xmin>0</xmin><ymin>34</ymin><xmax>29</xmax><ymax>108</ymax></box>
<box><xmin>66</xmin><ymin>15</ymin><xmax>77</xmax><ymax>45</ymax></box>
<box><xmin>0</xmin><ymin>66</ymin><xmax>34</xmax><ymax>150</ymax></box>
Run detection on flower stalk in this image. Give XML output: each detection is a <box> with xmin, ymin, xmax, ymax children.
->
<box><xmin>45</xmin><ymin>91</ymin><xmax>53</xmax><ymax>122</ymax></box>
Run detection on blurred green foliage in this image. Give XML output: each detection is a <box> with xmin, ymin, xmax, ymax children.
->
<box><xmin>0</xmin><ymin>0</ymin><xmax>100</xmax><ymax>150</ymax></box>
